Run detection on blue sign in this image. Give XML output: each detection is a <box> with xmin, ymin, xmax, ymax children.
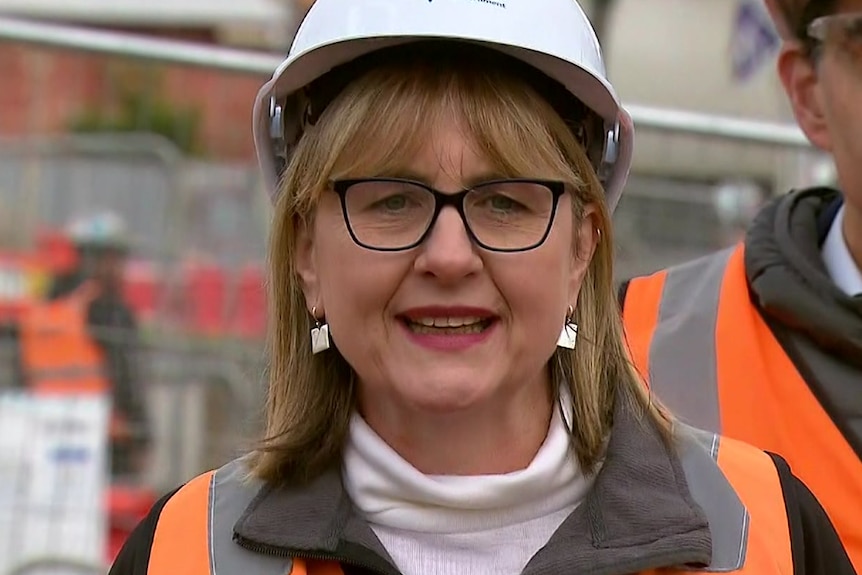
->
<box><xmin>730</xmin><ymin>0</ymin><xmax>780</xmax><ymax>82</ymax></box>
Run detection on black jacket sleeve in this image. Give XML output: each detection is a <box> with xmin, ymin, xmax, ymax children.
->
<box><xmin>768</xmin><ymin>453</ymin><xmax>857</xmax><ymax>575</ymax></box>
<box><xmin>109</xmin><ymin>487</ymin><xmax>180</xmax><ymax>575</ymax></box>
<box><xmin>87</xmin><ymin>297</ymin><xmax>151</xmax><ymax>442</ymax></box>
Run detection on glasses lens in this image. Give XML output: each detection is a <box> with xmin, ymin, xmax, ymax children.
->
<box><xmin>344</xmin><ymin>180</ymin><xmax>435</xmax><ymax>249</ymax></box>
<box><xmin>839</xmin><ymin>13</ymin><xmax>862</xmax><ymax>59</ymax></box>
<box><xmin>465</xmin><ymin>181</ymin><xmax>555</xmax><ymax>250</ymax></box>
<box><xmin>810</xmin><ymin>13</ymin><xmax>862</xmax><ymax>59</ymax></box>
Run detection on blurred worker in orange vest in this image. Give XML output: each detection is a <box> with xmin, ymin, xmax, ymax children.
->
<box><xmin>20</xmin><ymin>211</ymin><xmax>151</xmax><ymax>478</ymax></box>
<box><xmin>0</xmin><ymin>230</ymin><xmax>79</xmax><ymax>390</ymax></box>
<box><xmin>619</xmin><ymin>0</ymin><xmax>862</xmax><ymax>569</ymax></box>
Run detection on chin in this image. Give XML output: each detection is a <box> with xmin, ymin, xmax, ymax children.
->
<box><xmin>398</xmin><ymin>375</ymin><xmax>497</xmax><ymax>414</ymax></box>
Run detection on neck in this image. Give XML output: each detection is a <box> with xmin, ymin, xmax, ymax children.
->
<box><xmin>358</xmin><ymin>376</ymin><xmax>554</xmax><ymax>476</ymax></box>
<box><xmin>842</xmin><ymin>200</ymin><xmax>862</xmax><ymax>272</ymax></box>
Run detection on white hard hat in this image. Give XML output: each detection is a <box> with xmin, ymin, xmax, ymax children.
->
<box><xmin>252</xmin><ymin>0</ymin><xmax>634</xmax><ymax>212</ymax></box>
<box><xmin>66</xmin><ymin>211</ymin><xmax>130</xmax><ymax>250</ymax></box>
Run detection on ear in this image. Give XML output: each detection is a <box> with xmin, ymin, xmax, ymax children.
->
<box><xmin>777</xmin><ymin>43</ymin><xmax>832</xmax><ymax>151</ymax></box>
<box><xmin>294</xmin><ymin>216</ymin><xmax>322</xmax><ymax>314</ymax></box>
<box><xmin>569</xmin><ymin>203</ymin><xmax>600</xmax><ymax>297</ymax></box>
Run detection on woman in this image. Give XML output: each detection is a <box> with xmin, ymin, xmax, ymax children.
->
<box><xmin>109</xmin><ymin>1</ymin><xmax>855</xmax><ymax>574</ymax></box>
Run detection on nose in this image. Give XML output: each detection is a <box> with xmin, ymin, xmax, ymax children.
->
<box><xmin>413</xmin><ymin>206</ymin><xmax>483</xmax><ymax>281</ymax></box>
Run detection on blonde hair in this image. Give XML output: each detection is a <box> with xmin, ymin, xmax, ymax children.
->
<box><xmin>251</xmin><ymin>49</ymin><xmax>671</xmax><ymax>484</ymax></box>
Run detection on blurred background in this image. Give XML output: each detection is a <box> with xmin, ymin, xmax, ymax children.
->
<box><xmin>0</xmin><ymin>0</ymin><xmax>840</xmax><ymax>571</ymax></box>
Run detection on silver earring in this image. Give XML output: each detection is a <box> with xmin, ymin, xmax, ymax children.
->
<box><xmin>556</xmin><ymin>305</ymin><xmax>578</xmax><ymax>350</ymax></box>
<box><xmin>310</xmin><ymin>306</ymin><xmax>330</xmax><ymax>354</ymax></box>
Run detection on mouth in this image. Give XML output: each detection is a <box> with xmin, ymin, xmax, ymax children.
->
<box><xmin>400</xmin><ymin>316</ymin><xmax>496</xmax><ymax>335</ymax></box>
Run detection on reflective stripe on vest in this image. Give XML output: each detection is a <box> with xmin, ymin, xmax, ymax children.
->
<box><xmin>147</xmin><ymin>431</ymin><xmax>791</xmax><ymax>575</ymax></box>
<box><xmin>623</xmin><ymin>247</ymin><xmax>735</xmax><ymax>433</ymax></box>
<box><xmin>622</xmin><ymin>243</ymin><xmax>862</xmax><ymax>571</ymax></box>
<box><xmin>149</xmin><ymin>458</ymin><xmax>295</xmax><ymax>575</ymax></box>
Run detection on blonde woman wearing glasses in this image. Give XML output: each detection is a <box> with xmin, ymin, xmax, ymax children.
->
<box><xmin>110</xmin><ymin>1</ymin><xmax>854</xmax><ymax>574</ymax></box>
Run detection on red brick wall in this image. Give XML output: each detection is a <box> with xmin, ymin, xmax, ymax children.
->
<box><xmin>0</xmin><ymin>26</ymin><xmax>267</xmax><ymax>161</ymax></box>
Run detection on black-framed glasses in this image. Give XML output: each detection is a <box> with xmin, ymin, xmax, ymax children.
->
<box><xmin>332</xmin><ymin>178</ymin><xmax>567</xmax><ymax>252</ymax></box>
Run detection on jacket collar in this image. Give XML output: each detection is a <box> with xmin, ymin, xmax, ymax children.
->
<box><xmin>745</xmin><ymin>187</ymin><xmax>862</xmax><ymax>365</ymax></box>
<box><xmin>232</xmin><ymin>387</ymin><xmax>720</xmax><ymax>574</ymax></box>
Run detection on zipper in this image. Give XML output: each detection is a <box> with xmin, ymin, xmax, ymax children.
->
<box><xmin>234</xmin><ymin>534</ymin><xmax>399</xmax><ymax>575</ymax></box>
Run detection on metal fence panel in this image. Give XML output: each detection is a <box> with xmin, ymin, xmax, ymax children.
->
<box><xmin>0</xmin><ymin>134</ymin><xmax>181</xmax><ymax>260</ymax></box>
<box><xmin>613</xmin><ymin>119</ymin><xmax>834</xmax><ymax>279</ymax></box>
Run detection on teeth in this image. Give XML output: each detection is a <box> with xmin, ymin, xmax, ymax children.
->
<box><xmin>408</xmin><ymin>322</ymin><xmax>486</xmax><ymax>335</ymax></box>
<box><xmin>406</xmin><ymin>316</ymin><xmax>489</xmax><ymax>335</ymax></box>
<box><xmin>415</xmin><ymin>317</ymin><xmax>483</xmax><ymax>328</ymax></box>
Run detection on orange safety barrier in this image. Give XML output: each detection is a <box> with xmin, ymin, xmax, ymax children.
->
<box><xmin>183</xmin><ymin>261</ymin><xmax>227</xmax><ymax>336</ymax></box>
<box><xmin>228</xmin><ymin>263</ymin><xmax>267</xmax><ymax>339</ymax></box>
<box><xmin>123</xmin><ymin>260</ymin><xmax>163</xmax><ymax>325</ymax></box>
<box><xmin>106</xmin><ymin>484</ymin><xmax>159</xmax><ymax>563</ymax></box>
<box><xmin>35</xmin><ymin>229</ymin><xmax>79</xmax><ymax>277</ymax></box>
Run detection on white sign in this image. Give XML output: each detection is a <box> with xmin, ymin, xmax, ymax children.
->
<box><xmin>0</xmin><ymin>393</ymin><xmax>110</xmax><ymax>574</ymax></box>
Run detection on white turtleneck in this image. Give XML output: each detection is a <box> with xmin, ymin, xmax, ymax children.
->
<box><xmin>342</xmin><ymin>396</ymin><xmax>596</xmax><ymax>575</ymax></box>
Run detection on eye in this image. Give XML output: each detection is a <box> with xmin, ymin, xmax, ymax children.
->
<box><xmin>380</xmin><ymin>195</ymin><xmax>408</xmax><ymax>211</ymax></box>
<box><xmin>481</xmin><ymin>194</ymin><xmax>527</xmax><ymax>214</ymax></box>
<box><xmin>486</xmin><ymin>194</ymin><xmax>522</xmax><ymax>212</ymax></box>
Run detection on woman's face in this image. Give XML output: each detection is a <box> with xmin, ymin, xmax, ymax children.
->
<box><xmin>296</xmin><ymin>113</ymin><xmax>598</xmax><ymax>418</ymax></box>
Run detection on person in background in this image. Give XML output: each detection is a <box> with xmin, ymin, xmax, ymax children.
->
<box><xmin>27</xmin><ymin>211</ymin><xmax>151</xmax><ymax>477</ymax></box>
<box><xmin>618</xmin><ymin>0</ymin><xmax>862</xmax><ymax>569</ymax></box>
<box><xmin>111</xmin><ymin>1</ymin><xmax>853</xmax><ymax>573</ymax></box>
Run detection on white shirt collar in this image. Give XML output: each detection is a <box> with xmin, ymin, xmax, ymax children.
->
<box><xmin>822</xmin><ymin>204</ymin><xmax>862</xmax><ymax>297</ymax></box>
<box><xmin>342</xmin><ymin>387</ymin><xmax>597</xmax><ymax>533</ymax></box>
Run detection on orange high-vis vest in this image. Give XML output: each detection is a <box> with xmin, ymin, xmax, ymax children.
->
<box><xmin>144</xmin><ymin>430</ymin><xmax>794</xmax><ymax>575</ymax></box>
<box><xmin>18</xmin><ymin>284</ymin><xmax>109</xmax><ymax>395</ymax></box>
<box><xmin>621</xmin><ymin>244</ymin><xmax>862</xmax><ymax>572</ymax></box>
